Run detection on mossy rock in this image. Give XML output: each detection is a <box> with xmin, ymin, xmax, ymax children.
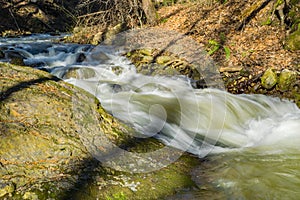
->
<box><xmin>285</xmin><ymin>30</ymin><xmax>300</xmax><ymax>50</ymax></box>
<box><xmin>156</xmin><ymin>56</ymin><xmax>172</xmax><ymax>64</ymax></box>
<box><xmin>0</xmin><ymin>182</ymin><xmax>15</xmax><ymax>198</ymax></box>
<box><xmin>104</xmin><ymin>23</ymin><xmax>127</xmax><ymax>44</ymax></box>
<box><xmin>127</xmin><ymin>48</ymin><xmax>206</xmax><ymax>87</ymax></box>
<box><xmin>0</xmin><ymin>63</ymin><xmax>104</xmax><ymax>198</ymax></box>
<box><xmin>277</xmin><ymin>69</ymin><xmax>297</xmax><ymax>91</ymax></box>
<box><xmin>140</xmin><ymin>48</ymin><xmax>152</xmax><ymax>56</ymax></box>
<box><xmin>0</xmin><ymin>63</ymin><xmax>201</xmax><ymax>199</ymax></box>
<box><xmin>261</xmin><ymin>68</ymin><xmax>277</xmax><ymax>89</ymax></box>
<box><xmin>288</xmin><ymin>0</ymin><xmax>300</xmax><ymax>31</ymax></box>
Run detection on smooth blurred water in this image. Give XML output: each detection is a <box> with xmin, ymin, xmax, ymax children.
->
<box><xmin>0</xmin><ymin>33</ymin><xmax>69</xmax><ymax>45</ymax></box>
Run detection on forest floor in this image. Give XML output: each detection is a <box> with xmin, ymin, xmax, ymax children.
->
<box><xmin>154</xmin><ymin>1</ymin><xmax>300</xmax><ymax>97</ymax></box>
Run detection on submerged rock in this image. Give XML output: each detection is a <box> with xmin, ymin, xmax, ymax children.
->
<box><xmin>63</xmin><ymin>67</ymin><xmax>96</xmax><ymax>79</ymax></box>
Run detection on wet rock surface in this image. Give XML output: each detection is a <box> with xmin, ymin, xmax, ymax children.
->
<box><xmin>0</xmin><ymin>63</ymin><xmax>201</xmax><ymax>199</ymax></box>
<box><xmin>0</xmin><ymin>63</ymin><xmax>96</xmax><ymax>198</ymax></box>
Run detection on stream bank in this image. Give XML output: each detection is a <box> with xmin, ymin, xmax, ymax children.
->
<box><xmin>155</xmin><ymin>0</ymin><xmax>300</xmax><ymax>102</ymax></box>
<box><xmin>63</xmin><ymin>0</ymin><xmax>300</xmax><ymax>105</ymax></box>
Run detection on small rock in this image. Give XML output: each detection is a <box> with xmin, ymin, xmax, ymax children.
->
<box><xmin>90</xmin><ymin>51</ymin><xmax>110</xmax><ymax>63</ymax></box>
<box><xmin>63</xmin><ymin>67</ymin><xmax>96</xmax><ymax>79</ymax></box>
<box><xmin>92</xmin><ymin>32</ymin><xmax>103</xmax><ymax>45</ymax></box>
<box><xmin>239</xmin><ymin>68</ymin><xmax>250</xmax><ymax>77</ymax></box>
<box><xmin>140</xmin><ymin>49</ymin><xmax>152</xmax><ymax>56</ymax></box>
<box><xmin>285</xmin><ymin>30</ymin><xmax>300</xmax><ymax>51</ymax></box>
<box><xmin>76</xmin><ymin>53</ymin><xmax>86</xmax><ymax>63</ymax></box>
<box><xmin>156</xmin><ymin>56</ymin><xmax>172</xmax><ymax>64</ymax></box>
<box><xmin>295</xmin><ymin>93</ymin><xmax>300</xmax><ymax>108</ymax></box>
<box><xmin>104</xmin><ymin>23</ymin><xmax>126</xmax><ymax>43</ymax></box>
<box><xmin>11</xmin><ymin>57</ymin><xmax>25</xmax><ymax>66</ymax></box>
<box><xmin>23</xmin><ymin>191</ymin><xmax>38</xmax><ymax>200</ymax></box>
<box><xmin>112</xmin><ymin>66</ymin><xmax>123</xmax><ymax>75</ymax></box>
<box><xmin>5</xmin><ymin>50</ymin><xmax>28</xmax><ymax>59</ymax></box>
<box><xmin>142</xmin><ymin>56</ymin><xmax>154</xmax><ymax>63</ymax></box>
<box><xmin>0</xmin><ymin>182</ymin><xmax>15</xmax><ymax>197</ymax></box>
<box><xmin>261</xmin><ymin>68</ymin><xmax>277</xmax><ymax>89</ymax></box>
<box><xmin>277</xmin><ymin>69</ymin><xmax>297</xmax><ymax>92</ymax></box>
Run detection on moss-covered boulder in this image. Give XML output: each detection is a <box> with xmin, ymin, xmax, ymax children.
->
<box><xmin>277</xmin><ymin>69</ymin><xmax>297</xmax><ymax>91</ymax></box>
<box><xmin>0</xmin><ymin>63</ymin><xmax>200</xmax><ymax>199</ymax></box>
<box><xmin>0</xmin><ymin>63</ymin><xmax>102</xmax><ymax>198</ymax></box>
<box><xmin>261</xmin><ymin>68</ymin><xmax>277</xmax><ymax>89</ymax></box>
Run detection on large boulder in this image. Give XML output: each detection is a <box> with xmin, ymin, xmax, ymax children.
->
<box><xmin>0</xmin><ymin>63</ymin><xmax>103</xmax><ymax>198</ymax></box>
<box><xmin>0</xmin><ymin>63</ymin><xmax>200</xmax><ymax>199</ymax></box>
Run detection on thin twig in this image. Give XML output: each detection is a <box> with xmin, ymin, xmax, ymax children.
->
<box><xmin>9</xmin><ymin>8</ymin><xmax>20</xmax><ymax>31</ymax></box>
<box><xmin>78</xmin><ymin>10</ymin><xmax>109</xmax><ymax>18</ymax></box>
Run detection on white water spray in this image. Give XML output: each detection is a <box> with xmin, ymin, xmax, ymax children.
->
<box><xmin>57</xmin><ymin>45</ymin><xmax>300</xmax><ymax>157</ymax></box>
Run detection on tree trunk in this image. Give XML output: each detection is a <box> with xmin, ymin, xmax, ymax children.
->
<box><xmin>141</xmin><ymin>0</ymin><xmax>157</xmax><ymax>25</ymax></box>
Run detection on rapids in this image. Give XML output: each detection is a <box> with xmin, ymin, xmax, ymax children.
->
<box><xmin>1</xmin><ymin>33</ymin><xmax>300</xmax><ymax>199</ymax></box>
<box><xmin>1</xmin><ymin>34</ymin><xmax>300</xmax><ymax>156</ymax></box>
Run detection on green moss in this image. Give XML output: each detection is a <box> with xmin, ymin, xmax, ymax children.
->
<box><xmin>261</xmin><ymin>68</ymin><xmax>277</xmax><ymax>89</ymax></box>
<box><xmin>65</xmin><ymin>153</ymin><xmax>199</xmax><ymax>200</ymax></box>
<box><xmin>294</xmin><ymin>92</ymin><xmax>300</xmax><ymax>108</ymax></box>
<box><xmin>0</xmin><ymin>182</ymin><xmax>15</xmax><ymax>198</ymax></box>
<box><xmin>285</xmin><ymin>30</ymin><xmax>300</xmax><ymax>50</ymax></box>
<box><xmin>106</xmin><ymin>192</ymin><xmax>127</xmax><ymax>200</ymax></box>
<box><xmin>277</xmin><ymin>69</ymin><xmax>297</xmax><ymax>92</ymax></box>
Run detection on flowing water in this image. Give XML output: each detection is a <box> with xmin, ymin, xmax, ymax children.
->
<box><xmin>1</xmin><ymin>34</ymin><xmax>300</xmax><ymax>199</ymax></box>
